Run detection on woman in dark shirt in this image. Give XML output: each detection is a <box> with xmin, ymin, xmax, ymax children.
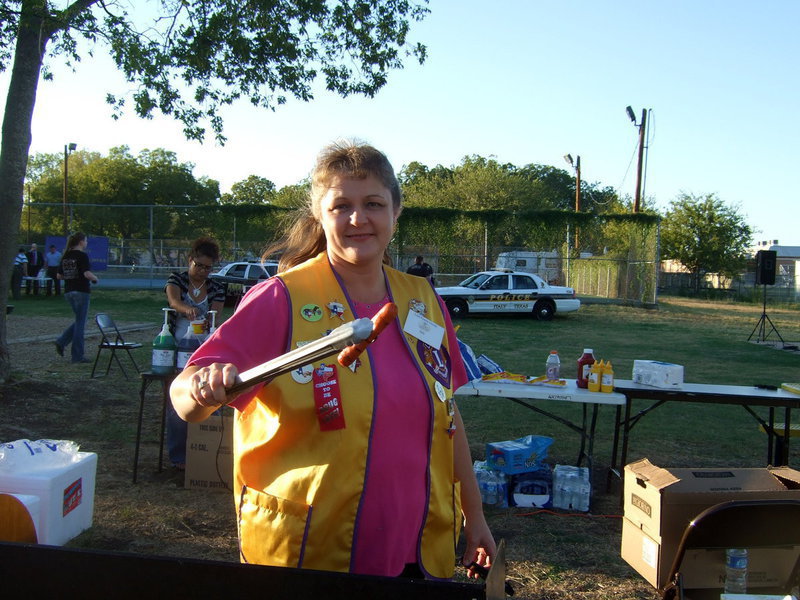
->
<box><xmin>163</xmin><ymin>236</ymin><xmax>226</xmax><ymax>468</ymax></box>
<box><xmin>55</xmin><ymin>232</ymin><xmax>99</xmax><ymax>363</ymax></box>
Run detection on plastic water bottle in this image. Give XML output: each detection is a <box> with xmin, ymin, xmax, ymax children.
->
<box><xmin>724</xmin><ymin>548</ymin><xmax>747</xmax><ymax>593</ymax></box>
<box><xmin>553</xmin><ymin>465</ymin><xmax>571</xmax><ymax>509</ymax></box>
<box><xmin>576</xmin><ymin>467</ymin><xmax>591</xmax><ymax>512</ymax></box>
<box><xmin>545</xmin><ymin>350</ymin><xmax>561</xmax><ymax>380</ymax></box>
<box><xmin>495</xmin><ymin>471</ymin><xmax>508</xmax><ymax>508</ymax></box>
<box><xmin>475</xmin><ymin>467</ymin><xmax>488</xmax><ymax>504</ymax></box>
<box><xmin>484</xmin><ymin>473</ymin><xmax>498</xmax><ymax>506</ymax></box>
<box><xmin>551</xmin><ymin>465</ymin><xmax>564</xmax><ymax>508</ymax></box>
<box><xmin>563</xmin><ymin>467</ymin><xmax>577</xmax><ymax>510</ymax></box>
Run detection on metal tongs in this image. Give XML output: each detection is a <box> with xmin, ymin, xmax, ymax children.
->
<box><xmin>226</xmin><ymin>302</ymin><xmax>398</xmax><ymax>397</ymax></box>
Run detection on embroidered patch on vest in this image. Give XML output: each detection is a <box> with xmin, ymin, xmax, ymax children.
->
<box><xmin>416</xmin><ymin>340</ymin><xmax>451</xmax><ymax>387</ymax></box>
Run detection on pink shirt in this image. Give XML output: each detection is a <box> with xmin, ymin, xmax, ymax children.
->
<box><xmin>191</xmin><ymin>276</ymin><xmax>467</xmax><ymax>576</ymax></box>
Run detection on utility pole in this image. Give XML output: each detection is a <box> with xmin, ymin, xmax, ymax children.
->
<box><xmin>633</xmin><ymin>108</ymin><xmax>646</xmax><ymax>213</ymax></box>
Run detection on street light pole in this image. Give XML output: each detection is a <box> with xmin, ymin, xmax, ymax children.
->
<box><xmin>63</xmin><ymin>142</ymin><xmax>77</xmax><ymax>237</ymax></box>
<box><xmin>564</xmin><ymin>154</ymin><xmax>581</xmax><ymax>249</ymax></box>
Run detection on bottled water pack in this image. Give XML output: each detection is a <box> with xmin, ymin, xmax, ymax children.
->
<box><xmin>473</xmin><ymin>460</ymin><xmax>508</xmax><ymax>508</ymax></box>
<box><xmin>552</xmin><ymin>464</ymin><xmax>591</xmax><ymax>512</ymax></box>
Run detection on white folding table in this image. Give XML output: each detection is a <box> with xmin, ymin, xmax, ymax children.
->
<box><xmin>455</xmin><ymin>379</ymin><xmax>626</xmax><ymax>483</ymax></box>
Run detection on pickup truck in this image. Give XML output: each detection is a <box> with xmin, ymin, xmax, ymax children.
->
<box><xmin>210</xmin><ymin>261</ymin><xmax>279</xmax><ymax>304</ymax></box>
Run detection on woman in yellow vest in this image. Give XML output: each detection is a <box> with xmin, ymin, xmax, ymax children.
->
<box><xmin>170</xmin><ymin>141</ymin><xmax>495</xmax><ymax>580</ymax></box>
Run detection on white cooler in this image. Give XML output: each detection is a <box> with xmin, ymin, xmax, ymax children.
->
<box><xmin>0</xmin><ymin>452</ymin><xmax>97</xmax><ymax>545</ymax></box>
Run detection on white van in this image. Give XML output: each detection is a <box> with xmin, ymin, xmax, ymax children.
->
<box><xmin>494</xmin><ymin>251</ymin><xmax>561</xmax><ymax>284</ymax></box>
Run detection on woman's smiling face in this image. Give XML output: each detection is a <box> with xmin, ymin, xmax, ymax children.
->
<box><xmin>318</xmin><ymin>174</ymin><xmax>399</xmax><ymax>270</ymax></box>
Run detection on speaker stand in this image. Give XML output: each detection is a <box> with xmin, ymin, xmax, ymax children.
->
<box><xmin>747</xmin><ymin>284</ymin><xmax>785</xmax><ymax>344</ymax></box>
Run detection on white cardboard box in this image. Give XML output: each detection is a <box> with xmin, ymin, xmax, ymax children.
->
<box><xmin>0</xmin><ymin>452</ymin><xmax>97</xmax><ymax>545</ymax></box>
<box><xmin>632</xmin><ymin>360</ymin><xmax>684</xmax><ymax>389</ymax></box>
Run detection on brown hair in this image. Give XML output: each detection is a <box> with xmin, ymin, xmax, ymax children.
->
<box><xmin>264</xmin><ymin>140</ymin><xmax>401</xmax><ymax>272</ymax></box>
<box><xmin>66</xmin><ymin>232</ymin><xmax>86</xmax><ymax>250</ymax></box>
<box><xmin>189</xmin><ymin>236</ymin><xmax>220</xmax><ymax>262</ymax></box>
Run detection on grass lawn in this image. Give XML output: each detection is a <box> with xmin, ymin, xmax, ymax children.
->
<box><xmin>454</xmin><ymin>297</ymin><xmax>799</xmax><ymax>469</ymax></box>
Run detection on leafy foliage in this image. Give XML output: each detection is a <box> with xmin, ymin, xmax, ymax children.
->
<box><xmin>25</xmin><ymin>145</ymin><xmax>219</xmax><ymax>238</ymax></box>
<box><xmin>221</xmin><ymin>176</ymin><xmax>277</xmax><ymax>205</ymax></box>
<box><xmin>46</xmin><ymin>0</ymin><xmax>431</xmax><ymax>143</ymax></box>
<box><xmin>660</xmin><ymin>193</ymin><xmax>753</xmax><ymax>291</ymax></box>
<box><xmin>1</xmin><ymin>0</ymin><xmax>429</xmax><ymax>378</ymax></box>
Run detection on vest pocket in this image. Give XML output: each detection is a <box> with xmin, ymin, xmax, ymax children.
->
<box><xmin>238</xmin><ymin>485</ymin><xmax>311</xmax><ymax>568</ymax></box>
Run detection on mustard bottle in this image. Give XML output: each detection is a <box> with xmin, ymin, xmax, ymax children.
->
<box><xmin>587</xmin><ymin>360</ymin><xmax>602</xmax><ymax>392</ymax></box>
<box><xmin>601</xmin><ymin>360</ymin><xmax>614</xmax><ymax>393</ymax></box>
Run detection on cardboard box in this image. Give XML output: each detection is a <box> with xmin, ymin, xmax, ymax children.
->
<box><xmin>185</xmin><ymin>408</ymin><xmax>233</xmax><ymax>491</ymax></box>
<box><xmin>485</xmin><ymin>435</ymin><xmax>553</xmax><ymax>474</ymax></box>
<box><xmin>621</xmin><ymin>458</ymin><xmax>800</xmax><ymax>590</ymax></box>
<box><xmin>632</xmin><ymin>360</ymin><xmax>684</xmax><ymax>388</ymax></box>
<box><xmin>0</xmin><ymin>452</ymin><xmax>97</xmax><ymax>545</ymax></box>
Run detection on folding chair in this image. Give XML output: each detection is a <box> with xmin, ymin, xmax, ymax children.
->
<box><xmin>661</xmin><ymin>499</ymin><xmax>800</xmax><ymax>600</ymax></box>
<box><xmin>90</xmin><ymin>313</ymin><xmax>143</xmax><ymax>378</ymax></box>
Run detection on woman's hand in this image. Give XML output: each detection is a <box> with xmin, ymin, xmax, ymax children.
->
<box><xmin>462</xmin><ymin>516</ymin><xmax>497</xmax><ymax>579</ymax></box>
<box><xmin>189</xmin><ymin>363</ymin><xmax>239</xmax><ymax>408</ymax></box>
<box><xmin>171</xmin><ymin>363</ymin><xmax>239</xmax><ymax>423</ymax></box>
<box><xmin>183</xmin><ymin>305</ymin><xmax>199</xmax><ymax>320</ymax></box>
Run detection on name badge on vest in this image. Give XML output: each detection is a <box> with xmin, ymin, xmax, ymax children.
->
<box><xmin>403</xmin><ymin>309</ymin><xmax>445</xmax><ymax>349</ymax></box>
<box><xmin>313</xmin><ymin>363</ymin><xmax>346</xmax><ymax>431</ymax></box>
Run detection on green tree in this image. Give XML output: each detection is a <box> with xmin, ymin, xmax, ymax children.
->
<box><xmin>26</xmin><ymin>146</ymin><xmax>219</xmax><ymax>239</ymax></box>
<box><xmin>0</xmin><ymin>0</ymin><xmax>429</xmax><ymax>379</ymax></box>
<box><xmin>660</xmin><ymin>193</ymin><xmax>753</xmax><ymax>292</ymax></box>
<box><xmin>273</xmin><ymin>182</ymin><xmax>310</xmax><ymax>209</ymax></box>
<box><xmin>222</xmin><ymin>176</ymin><xmax>277</xmax><ymax>205</ymax></box>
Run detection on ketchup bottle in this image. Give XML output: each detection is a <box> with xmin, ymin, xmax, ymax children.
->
<box><xmin>576</xmin><ymin>348</ymin><xmax>595</xmax><ymax>388</ymax></box>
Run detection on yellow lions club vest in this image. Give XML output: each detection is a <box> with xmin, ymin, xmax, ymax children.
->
<box><xmin>234</xmin><ymin>252</ymin><xmax>461</xmax><ymax>578</ymax></box>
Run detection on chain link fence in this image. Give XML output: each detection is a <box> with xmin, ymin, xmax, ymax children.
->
<box><xmin>29</xmin><ymin>201</ymin><xmax>799</xmax><ymax>305</ymax></box>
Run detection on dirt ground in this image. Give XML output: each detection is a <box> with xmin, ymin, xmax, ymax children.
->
<box><xmin>1</xmin><ymin>316</ymin><xmax>657</xmax><ymax>599</ymax></box>
<box><xmin>2</xmin><ymin>316</ymin><xmax>239</xmax><ymax>559</ymax></box>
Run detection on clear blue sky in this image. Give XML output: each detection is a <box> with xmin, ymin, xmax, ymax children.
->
<box><xmin>3</xmin><ymin>1</ymin><xmax>798</xmax><ymax>245</ymax></box>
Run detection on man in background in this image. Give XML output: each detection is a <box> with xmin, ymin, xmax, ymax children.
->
<box><xmin>45</xmin><ymin>244</ymin><xmax>62</xmax><ymax>296</ymax></box>
<box><xmin>25</xmin><ymin>243</ymin><xmax>44</xmax><ymax>295</ymax></box>
<box><xmin>406</xmin><ymin>255</ymin><xmax>434</xmax><ymax>284</ymax></box>
<box><xmin>11</xmin><ymin>247</ymin><xmax>28</xmax><ymax>300</ymax></box>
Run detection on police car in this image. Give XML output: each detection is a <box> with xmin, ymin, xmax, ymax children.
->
<box><xmin>210</xmin><ymin>260</ymin><xmax>279</xmax><ymax>304</ymax></box>
<box><xmin>436</xmin><ymin>269</ymin><xmax>580</xmax><ymax>320</ymax></box>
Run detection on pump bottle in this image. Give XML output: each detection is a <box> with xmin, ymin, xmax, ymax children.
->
<box><xmin>152</xmin><ymin>308</ymin><xmax>177</xmax><ymax>375</ymax></box>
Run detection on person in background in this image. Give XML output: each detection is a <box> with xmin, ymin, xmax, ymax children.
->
<box><xmin>25</xmin><ymin>243</ymin><xmax>45</xmax><ymax>295</ymax></box>
<box><xmin>164</xmin><ymin>236</ymin><xmax>226</xmax><ymax>469</ymax></box>
<box><xmin>45</xmin><ymin>244</ymin><xmax>63</xmax><ymax>296</ymax></box>
<box><xmin>406</xmin><ymin>254</ymin><xmax>434</xmax><ymax>284</ymax></box>
<box><xmin>55</xmin><ymin>232</ymin><xmax>99</xmax><ymax>363</ymax></box>
<box><xmin>170</xmin><ymin>141</ymin><xmax>495</xmax><ymax>581</ymax></box>
<box><xmin>11</xmin><ymin>247</ymin><xmax>28</xmax><ymax>300</ymax></box>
